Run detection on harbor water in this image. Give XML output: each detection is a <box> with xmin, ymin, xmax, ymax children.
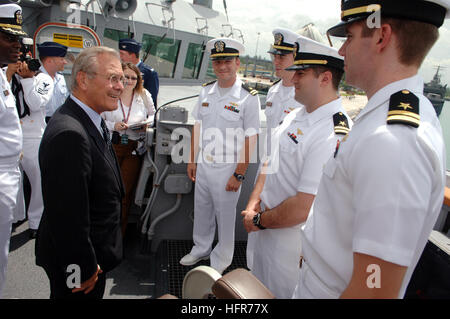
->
<box><xmin>439</xmin><ymin>101</ymin><xmax>450</xmax><ymax>170</ymax></box>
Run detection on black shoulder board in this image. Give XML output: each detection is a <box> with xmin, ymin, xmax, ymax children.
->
<box><xmin>387</xmin><ymin>90</ymin><xmax>420</xmax><ymax>128</ymax></box>
<box><xmin>202</xmin><ymin>80</ymin><xmax>217</xmax><ymax>87</ymax></box>
<box><xmin>271</xmin><ymin>79</ymin><xmax>281</xmax><ymax>87</ymax></box>
<box><xmin>242</xmin><ymin>83</ymin><xmax>258</xmax><ymax>96</ymax></box>
<box><xmin>333</xmin><ymin>112</ymin><xmax>350</xmax><ymax>135</ymax></box>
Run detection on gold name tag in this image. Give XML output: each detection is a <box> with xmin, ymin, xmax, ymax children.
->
<box><xmin>266</xmin><ymin>102</ymin><xmax>272</xmax><ymax>107</ymax></box>
<box><xmin>202</xmin><ymin>102</ymin><xmax>209</xmax><ymax>107</ymax></box>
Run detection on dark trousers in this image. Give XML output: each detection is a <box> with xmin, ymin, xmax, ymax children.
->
<box><xmin>44</xmin><ymin>267</ymin><xmax>106</xmax><ymax>299</ymax></box>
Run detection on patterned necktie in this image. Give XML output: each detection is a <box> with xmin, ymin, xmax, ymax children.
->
<box><xmin>100</xmin><ymin>119</ymin><xmax>111</xmax><ymax>146</ymax></box>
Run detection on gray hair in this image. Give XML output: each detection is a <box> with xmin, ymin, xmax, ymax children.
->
<box><xmin>71</xmin><ymin>46</ymin><xmax>120</xmax><ymax>91</ymax></box>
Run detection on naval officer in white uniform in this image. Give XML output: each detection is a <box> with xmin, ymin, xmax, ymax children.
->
<box><xmin>292</xmin><ymin>0</ymin><xmax>448</xmax><ymax>299</ymax></box>
<box><xmin>180</xmin><ymin>38</ymin><xmax>261</xmax><ymax>274</ymax></box>
<box><xmin>7</xmin><ymin>48</ymin><xmax>54</xmax><ymax>238</ymax></box>
<box><xmin>242</xmin><ymin>36</ymin><xmax>351</xmax><ymax>298</ymax></box>
<box><xmin>0</xmin><ymin>3</ymin><xmax>26</xmax><ymax>297</ymax></box>
<box><xmin>264</xmin><ymin>28</ymin><xmax>304</xmax><ymax>130</ymax></box>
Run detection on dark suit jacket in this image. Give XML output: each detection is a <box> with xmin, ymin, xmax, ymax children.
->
<box><xmin>36</xmin><ymin>97</ymin><xmax>124</xmax><ymax>283</ymax></box>
<box><xmin>138</xmin><ymin>62</ymin><xmax>159</xmax><ymax>107</ymax></box>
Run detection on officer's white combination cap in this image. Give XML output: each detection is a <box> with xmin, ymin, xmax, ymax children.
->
<box><xmin>268</xmin><ymin>27</ymin><xmax>299</xmax><ymax>55</ymax></box>
<box><xmin>285</xmin><ymin>35</ymin><xmax>344</xmax><ymax>71</ymax></box>
<box><xmin>206</xmin><ymin>38</ymin><xmax>245</xmax><ymax>60</ymax></box>
<box><xmin>0</xmin><ymin>3</ymin><xmax>27</xmax><ymax>36</ymax></box>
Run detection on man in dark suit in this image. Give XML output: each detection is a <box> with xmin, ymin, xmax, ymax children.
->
<box><xmin>119</xmin><ymin>38</ymin><xmax>159</xmax><ymax>106</ymax></box>
<box><xmin>36</xmin><ymin>46</ymin><xmax>125</xmax><ymax>299</ymax></box>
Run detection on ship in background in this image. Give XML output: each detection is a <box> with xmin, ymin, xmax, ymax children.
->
<box><xmin>424</xmin><ymin>66</ymin><xmax>447</xmax><ymax>117</ymax></box>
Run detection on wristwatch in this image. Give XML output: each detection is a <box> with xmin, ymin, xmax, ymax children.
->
<box><xmin>233</xmin><ymin>172</ymin><xmax>245</xmax><ymax>182</ymax></box>
<box><xmin>253</xmin><ymin>212</ymin><xmax>266</xmax><ymax>230</ymax></box>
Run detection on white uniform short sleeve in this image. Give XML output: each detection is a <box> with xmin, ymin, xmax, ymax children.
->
<box><xmin>296</xmin><ymin>133</ymin><xmax>336</xmax><ymax>195</ymax></box>
<box><xmin>21</xmin><ymin>72</ymin><xmax>54</xmax><ymax>112</ymax></box>
<box><xmin>243</xmin><ymin>94</ymin><xmax>261</xmax><ymax>137</ymax></box>
<box><xmin>349</xmin><ymin>123</ymin><xmax>439</xmax><ymax>266</ymax></box>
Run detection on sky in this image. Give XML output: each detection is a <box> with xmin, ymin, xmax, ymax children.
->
<box><xmin>211</xmin><ymin>0</ymin><xmax>450</xmax><ymax>86</ymax></box>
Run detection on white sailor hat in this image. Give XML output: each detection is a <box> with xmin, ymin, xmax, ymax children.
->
<box><xmin>268</xmin><ymin>28</ymin><xmax>299</xmax><ymax>55</ymax></box>
<box><xmin>328</xmin><ymin>0</ymin><xmax>450</xmax><ymax>37</ymax></box>
<box><xmin>285</xmin><ymin>35</ymin><xmax>344</xmax><ymax>71</ymax></box>
<box><xmin>206</xmin><ymin>38</ymin><xmax>245</xmax><ymax>60</ymax></box>
<box><xmin>0</xmin><ymin>3</ymin><xmax>27</xmax><ymax>37</ymax></box>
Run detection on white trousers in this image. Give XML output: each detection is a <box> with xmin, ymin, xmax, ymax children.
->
<box><xmin>251</xmin><ymin>225</ymin><xmax>302</xmax><ymax>299</ymax></box>
<box><xmin>20</xmin><ymin>138</ymin><xmax>44</xmax><ymax>230</ymax></box>
<box><xmin>0</xmin><ymin>161</ymin><xmax>20</xmax><ymax>297</ymax></box>
<box><xmin>12</xmin><ymin>166</ymin><xmax>25</xmax><ymax>223</ymax></box>
<box><xmin>190</xmin><ymin>163</ymin><xmax>241</xmax><ymax>273</ymax></box>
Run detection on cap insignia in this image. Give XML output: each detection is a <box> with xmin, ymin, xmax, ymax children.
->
<box><xmin>274</xmin><ymin>33</ymin><xmax>283</xmax><ymax>46</ymax></box>
<box><xmin>214</xmin><ymin>41</ymin><xmax>225</xmax><ymax>53</ymax></box>
<box><xmin>15</xmin><ymin>10</ymin><xmax>23</xmax><ymax>25</ymax></box>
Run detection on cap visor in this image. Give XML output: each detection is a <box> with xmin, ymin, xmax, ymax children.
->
<box><xmin>285</xmin><ymin>64</ymin><xmax>310</xmax><ymax>71</ymax></box>
<box><xmin>211</xmin><ymin>56</ymin><xmax>238</xmax><ymax>61</ymax></box>
<box><xmin>327</xmin><ymin>16</ymin><xmax>367</xmax><ymax>38</ymax></box>
<box><xmin>268</xmin><ymin>48</ymin><xmax>292</xmax><ymax>55</ymax></box>
<box><xmin>0</xmin><ymin>28</ymin><xmax>28</xmax><ymax>37</ymax></box>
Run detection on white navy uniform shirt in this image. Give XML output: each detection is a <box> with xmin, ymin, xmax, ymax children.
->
<box><xmin>264</xmin><ymin>79</ymin><xmax>303</xmax><ymax>130</ymax></box>
<box><xmin>294</xmin><ymin>75</ymin><xmax>446</xmax><ymax>299</ymax></box>
<box><xmin>13</xmin><ymin>72</ymin><xmax>54</xmax><ymax>139</ymax></box>
<box><xmin>41</xmin><ymin>66</ymin><xmax>69</xmax><ymax>118</ymax></box>
<box><xmin>0</xmin><ymin>68</ymin><xmax>22</xmax><ymax>160</ymax></box>
<box><xmin>253</xmin><ymin>97</ymin><xmax>351</xmax><ymax>299</ymax></box>
<box><xmin>261</xmin><ymin>97</ymin><xmax>350</xmax><ymax>209</ymax></box>
<box><xmin>192</xmin><ymin>78</ymin><xmax>261</xmax><ymax>164</ymax></box>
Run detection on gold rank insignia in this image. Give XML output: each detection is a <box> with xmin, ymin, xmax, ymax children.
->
<box><xmin>387</xmin><ymin>90</ymin><xmax>420</xmax><ymax>128</ymax></box>
<box><xmin>297</xmin><ymin>128</ymin><xmax>303</xmax><ymax>135</ymax></box>
<box><xmin>242</xmin><ymin>83</ymin><xmax>258</xmax><ymax>96</ymax></box>
<box><xmin>333</xmin><ymin>112</ymin><xmax>350</xmax><ymax>135</ymax></box>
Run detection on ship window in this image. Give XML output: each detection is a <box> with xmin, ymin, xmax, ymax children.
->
<box><xmin>182</xmin><ymin>43</ymin><xmax>204</xmax><ymax>79</ymax></box>
<box><xmin>141</xmin><ymin>34</ymin><xmax>181</xmax><ymax>78</ymax></box>
<box><xmin>103</xmin><ymin>28</ymin><xmax>130</xmax><ymax>51</ymax></box>
<box><xmin>205</xmin><ymin>60</ymin><xmax>216</xmax><ymax>80</ymax></box>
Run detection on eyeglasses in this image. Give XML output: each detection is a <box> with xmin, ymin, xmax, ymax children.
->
<box><xmin>108</xmin><ymin>74</ymin><xmax>127</xmax><ymax>87</ymax></box>
<box><xmin>125</xmin><ymin>75</ymin><xmax>138</xmax><ymax>81</ymax></box>
<box><xmin>87</xmin><ymin>71</ymin><xmax>127</xmax><ymax>87</ymax></box>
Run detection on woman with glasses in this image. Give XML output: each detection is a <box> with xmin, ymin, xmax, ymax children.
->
<box><xmin>102</xmin><ymin>62</ymin><xmax>155</xmax><ymax>236</ymax></box>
